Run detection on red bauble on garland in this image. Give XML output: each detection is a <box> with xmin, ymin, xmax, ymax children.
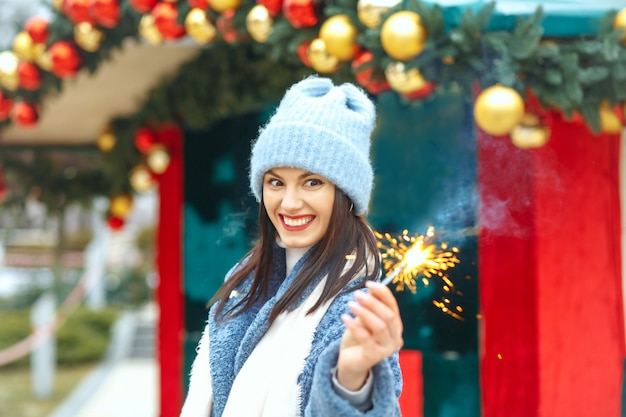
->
<box><xmin>25</xmin><ymin>17</ymin><xmax>49</xmax><ymax>44</ymax></box>
<box><xmin>134</xmin><ymin>127</ymin><xmax>158</xmax><ymax>153</ymax></box>
<box><xmin>258</xmin><ymin>0</ymin><xmax>283</xmax><ymax>17</ymax></box>
<box><xmin>50</xmin><ymin>41</ymin><xmax>82</xmax><ymax>78</ymax></box>
<box><xmin>352</xmin><ymin>51</ymin><xmax>389</xmax><ymax>95</ymax></box>
<box><xmin>296</xmin><ymin>39</ymin><xmax>312</xmax><ymax>67</ymax></box>
<box><xmin>91</xmin><ymin>0</ymin><xmax>121</xmax><ymax>28</ymax></box>
<box><xmin>12</xmin><ymin>102</ymin><xmax>38</xmax><ymax>127</ymax></box>
<box><xmin>107</xmin><ymin>215</ymin><xmax>125</xmax><ymax>231</ymax></box>
<box><xmin>0</xmin><ymin>93</ymin><xmax>13</xmax><ymax>121</ymax></box>
<box><xmin>64</xmin><ymin>0</ymin><xmax>94</xmax><ymax>24</ymax></box>
<box><xmin>217</xmin><ymin>9</ymin><xmax>245</xmax><ymax>43</ymax></box>
<box><xmin>188</xmin><ymin>0</ymin><xmax>209</xmax><ymax>10</ymax></box>
<box><xmin>129</xmin><ymin>0</ymin><xmax>158</xmax><ymax>13</ymax></box>
<box><xmin>18</xmin><ymin>61</ymin><xmax>42</xmax><ymax>91</ymax></box>
<box><xmin>282</xmin><ymin>0</ymin><xmax>321</xmax><ymax>28</ymax></box>
<box><xmin>152</xmin><ymin>2</ymin><xmax>186</xmax><ymax>40</ymax></box>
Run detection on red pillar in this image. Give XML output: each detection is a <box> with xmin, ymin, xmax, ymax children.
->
<box><xmin>398</xmin><ymin>350</ymin><xmax>423</xmax><ymax>417</ymax></box>
<box><xmin>156</xmin><ymin>130</ymin><xmax>184</xmax><ymax>417</ymax></box>
<box><xmin>478</xmin><ymin>116</ymin><xmax>625</xmax><ymax>417</ymax></box>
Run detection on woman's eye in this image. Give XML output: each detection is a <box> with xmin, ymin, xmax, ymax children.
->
<box><xmin>266</xmin><ymin>178</ymin><xmax>282</xmax><ymax>187</ymax></box>
<box><xmin>304</xmin><ymin>179</ymin><xmax>323</xmax><ymax>187</ymax></box>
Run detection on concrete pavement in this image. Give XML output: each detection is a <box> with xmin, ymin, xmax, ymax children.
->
<box><xmin>49</xmin><ymin>304</ymin><xmax>159</xmax><ymax>417</ymax></box>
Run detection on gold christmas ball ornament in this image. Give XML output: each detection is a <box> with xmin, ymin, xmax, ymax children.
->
<box><xmin>384</xmin><ymin>62</ymin><xmax>427</xmax><ymax>94</ymax></box>
<box><xmin>210</xmin><ymin>0</ymin><xmax>242</xmax><ymax>14</ymax></box>
<box><xmin>307</xmin><ymin>38</ymin><xmax>340</xmax><ymax>74</ymax></box>
<box><xmin>52</xmin><ymin>0</ymin><xmax>64</xmax><ymax>10</ymax></box>
<box><xmin>147</xmin><ymin>144</ymin><xmax>171</xmax><ymax>174</ymax></box>
<box><xmin>97</xmin><ymin>128</ymin><xmax>117</xmax><ymax>152</ymax></box>
<box><xmin>129</xmin><ymin>164</ymin><xmax>155</xmax><ymax>192</ymax></box>
<box><xmin>380</xmin><ymin>11</ymin><xmax>427</xmax><ymax>61</ymax></box>
<box><xmin>185</xmin><ymin>8</ymin><xmax>217</xmax><ymax>44</ymax></box>
<box><xmin>139</xmin><ymin>14</ymin><xmax>163</xmax><ymax>45</ymax></box>
<box><xmin>357</xmin><ymin>0</ymin><xmax>399</xmax><ymax>29</ymax></box>
<box><xmin>473</xmin><ymin>85</ymin><xmax>525</xmax><ymax>136</ymax></box>
<box><xmin>109</xmin><ymin>194</ymin><xmax>134</xmax><ymax>218</ymax></box>
<box><xmin>510</xmin><ymin>114</ymin><xmax>550</xmax><ymax>149</ymax></box>
<box><xmin>614</xmin><ymin>8</ymin><xmax>626</xmax><ymax>44</ymax></box>
<box><xmin>599</xmin><ymin>100</ymin><xmax>622</xmax><ymax>134</ymax></box>
<box><xmin>33</xmin><ymin>43</ymin><xmax>52</xmax><ymax>71</ymax></box>
<box><xmin>0</xmin><ymin>51</ymin><xmax>20</xmax><ymax>91</ymax></box>
<box><xmin>74</xmin><ymin>22</ymin><xmax>105</xmax><ymax>52</ymax></box>
<box><xmin>246</xmin><ymin>5</ymin><xmax>273</xmax><ymax>43</ymax></box>
<box><xmin>319</xmin><ymin>14</ymin><xmax>359</xmax><ymax>61</ymax></box>
<box><xmin>13</xmin><ymin>31</ymin><xmax>37</xmax><ymax>62</ymax></box>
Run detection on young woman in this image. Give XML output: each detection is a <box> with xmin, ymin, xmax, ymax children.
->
<box><xmin>181</xmin><ymin>76</ymin><xmax>404</xmax><ymax>416</ymax></box>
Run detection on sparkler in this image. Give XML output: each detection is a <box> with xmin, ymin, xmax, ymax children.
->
<box><xmin>375</xmin><ymin>227</ymin><xmax>463</xmax><ymax>320</ymax></box>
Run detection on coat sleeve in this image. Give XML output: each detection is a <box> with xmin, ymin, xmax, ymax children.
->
<box><xmin>180</xmin><ymin>322</ymin><xmax>213</xmax><ymax>417</ymax></box>
<box><xmin>304</xmin><ymin>339</ymin><xmax>402</xmax><ymax>417</ymax></box>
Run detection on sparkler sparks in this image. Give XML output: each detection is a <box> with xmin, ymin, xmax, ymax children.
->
<box><xmin>375</xmin><ymin>227</ymin><xmax>463</xmax><ymax>319</ymax></box>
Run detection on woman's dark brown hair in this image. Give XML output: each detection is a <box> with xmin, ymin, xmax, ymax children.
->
<box><xmin>210</xmin><ymin>188</ymin><xmax>381</xmax><ymax>324</ymax></box>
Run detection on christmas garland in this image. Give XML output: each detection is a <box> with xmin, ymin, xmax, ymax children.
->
<box><xmin>0</xmin><ymin>0</ymin><xmax>625</xmax><ymax>219</ymax></box>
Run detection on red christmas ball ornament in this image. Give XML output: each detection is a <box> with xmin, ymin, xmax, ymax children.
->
<box><xmin>0</xmin><ymin>92</ymin><xmax>13</xmax><ymax>121</ymax></box>
<box><xmin>282</xmin><ymin>0</ymin><xmax>321</xmax><ymax>28</ymax></box>
<box><xmin>25</xmin><ymin>17</ymin><xmax>49</xmax><ymax>44</ymax></box>
<box><xmin>188</xmin><ymin>0</ymin><xmax>209</xmax><ymax>10</ymax></box>
<box><xmin>12</xmin><ymin>101</ymin><xmax>39</xmax><ymax>127</ymax></box>
<box><xmin>129</xmin><ymin>0</ymin><xmax>158</xmax><ymax>13</ymax></box>
<box><xmin>258</xmin><ymin>0</ymin><xmax>283</xmax><ymax>17</ymax></box>
<box><xmin>217</xmin><ymin>9</ymin><xmax>244</xmax><ymax>43</ymax></box>
<box><xmin>50</xmin><ymin>41</ymin><xmax>82</xmax><ymax>78</ymax></box>
<box><xmin>18</xmin><ymin>61</ymin><xmax>42</xmax><ymax>91</ymax></box>
<box><xmin>107</xmin><ymin>215</ymin><xmax>125</xmax><ymax>231</ymax></box>
<box><xmin>91</xmin><ymin>0</ymin><xmax>121</xmax><ymax>28</ymax></box>
<box><xmin>64</xmin><ymin>0</ymin><xmax>93</xmax><ymax>24</ymax></box>
<box><xmin>134</xmin><ymin>127</ymin><xmax>158</xmax><ymax>153</ymax></box>
<box><xmin>352</xmin><ymin>51</ymin><xmax>389</xmax><ymax>95</ymax></box>
<box><xmin>152</xmin><ymin>2</ymin><xmax>186</xmax><ymax>40</ymax></box>
<box><xmin>297</xmin><ymin>39</ymin><xmax>312</xmax><ymax>67</ymax></box>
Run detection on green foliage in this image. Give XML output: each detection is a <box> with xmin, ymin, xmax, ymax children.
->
<box><xmin>0</xmin><ymin>307</ymin><xmax>118</xmax><ymax>368</ymax></box>
<box><xmin>0</xmin><ymin>0</ymin><xmax>625</xmax><ymax>210</ymax></box>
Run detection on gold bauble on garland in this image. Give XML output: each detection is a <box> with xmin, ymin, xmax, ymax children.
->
<box><xmin>474</xmin><ymin>85</ymin><xmax>525</xmax><ymax>136</ymax></box>
<box><xmin>380</xmin><ymin>11</ymin><xmax>427</xmax><ymax>61</ymax></box>
<box><xmin>130</xmin><ymin>164</ymin><xmax>155</xmax><ymax>192</ymax></box>
<box><xmin>74</xmin><ymin>22</ymin><xmax>105</xmax><ymax>52</ymax></box>
<box><xmin>210</xmin><ymin>0</ymin><xmax>242</xmax><ymax>14</ymax></box>
<box><xmin>307</xmin><ymin>38</ymin><xmax>340</xmax><ymax>74</ymax></box>
<box><xmin>319</xmin><ymin>14</ymin><xmax>359</xmax><ymax>61</ymax></box>
<box><xmin>185</xmin><ymin>8</ymin><xmax>217</xmax><ymax>44</ymax></box>
<box><xmin>109</xmin><ymin>194</ymin><xmax>133</xmax><ymax>218</ymax></box>
<box><xmin>13</xmin><ymin>31</ymin><xmax>37</xmax><ymax>62</ymax></box>
<box><xmin>357</xmin><ymin>0</ymin><xmax>399</xmax><ymax>29</ymax></box>
<box><xmin>147</xmin><ymin>144</ymin><xmax>171</xmax><ymax>174</ymax></box>
<box><xmin>139</xmin><ymin>14</ymin><xmax>163</xmax><ymax>45</ymax></box>
<box><xmin>97</xmin><ymin>127</ymin><xmax>117</xmax><ymax>152</ymax></box>
<box><xmin>510</xmin><ymin>114</ymin><xmax>550</xmax><ymax>148</ymax></box>
<box><xmin>246</xmin><ymin>5</ymin><xmax>273</xmax><ymax>43</ymax></box>
<box><xmin>614</xmin><ymin>8</ymin><xmax>626</xmax><ymax>44</ymax></box>
<box><xmin>33</xmin><ymin>43</ymin><xmax>52</xmax><ymax>71</ymax></box>
<box><xmin>384</xmin><ymin>62</ymin><xmax>427</xmax><ymax>94</ymax></box>
<box><xmin>599</xmin><ymin>100</ymin><xmax>622</xmax><ymax>134</ymax></box>
<box><xmin>0</xmin><ymin>51</ymin><xmax>19</xmax><ymax>91</ymax></box>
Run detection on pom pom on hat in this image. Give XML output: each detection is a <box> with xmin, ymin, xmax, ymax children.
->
<box><xmin>249</xmin><ymin>76</ymin><xmax>376</xmax><ymax>214</ymax></box>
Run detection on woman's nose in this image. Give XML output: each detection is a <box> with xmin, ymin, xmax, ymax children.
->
<box><xmin>281</xmin><ymin>187</ymin><xmax>303</xmax><ymax>211</ymax></box>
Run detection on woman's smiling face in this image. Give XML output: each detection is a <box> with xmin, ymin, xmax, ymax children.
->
<box><xmin>262</xmin><ymin>167</ymin><xmax>336</xmax><ymax>249</ymax></box>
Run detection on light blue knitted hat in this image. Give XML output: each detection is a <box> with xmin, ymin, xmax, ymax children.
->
<box><xmin>249</xmin><ymin>76</ymin><xmax>376</xmax><ymax>215</ymax></box>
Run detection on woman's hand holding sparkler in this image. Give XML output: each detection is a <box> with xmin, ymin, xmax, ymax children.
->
<box><xmin>337</xmin><ymin>281</ymin><xmax>404</xmax><ymax>391</ymax></box>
